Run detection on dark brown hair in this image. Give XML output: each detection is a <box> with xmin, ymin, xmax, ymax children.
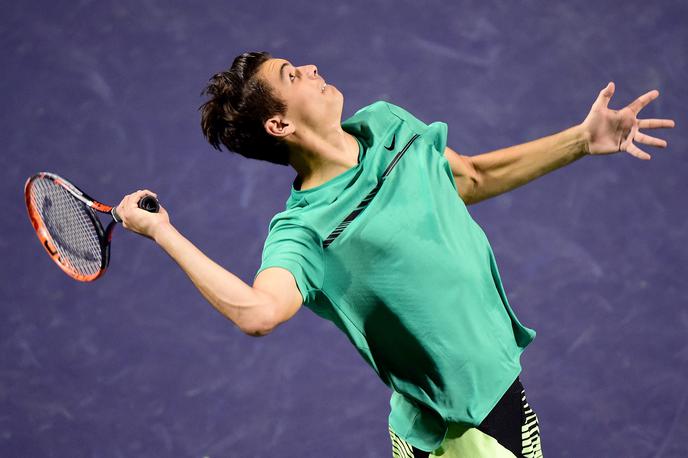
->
<box><xmin>200</xmin><ymin>51</ymin><xmax>290</xmax><ymax>166</ymax></box>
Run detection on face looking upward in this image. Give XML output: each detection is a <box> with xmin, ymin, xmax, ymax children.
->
<box><xmin>257</xmin><ymin>58</ymin><xmax>344</xmax><ymax>141</ymax></box>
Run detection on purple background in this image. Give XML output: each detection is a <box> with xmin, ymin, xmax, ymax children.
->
<box><xmin>2</xmin><ymin>1</ymin><xmax>687</xmax><ymax>456</ymax></box>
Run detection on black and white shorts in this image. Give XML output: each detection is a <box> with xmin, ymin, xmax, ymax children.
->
<box><xmin>389</xmin><ymin>377</ymin><xmax>543</xmax><ymax>457</ymax></box>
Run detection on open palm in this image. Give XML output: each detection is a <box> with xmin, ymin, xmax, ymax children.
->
<box><xmin>581</xmin><ymin>82</ymin><xmax>675</xmax><ymax>160</ymax></box>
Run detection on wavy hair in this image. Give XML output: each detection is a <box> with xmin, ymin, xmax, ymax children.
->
<box><xmin>200</xmin><ymin>51</ymin><xmax>290</xmax><ymax>166</ymax></box>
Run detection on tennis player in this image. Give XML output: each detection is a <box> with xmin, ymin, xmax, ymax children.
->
<box><xmin>115</xmin><ymin>52</ymin><xmax>674</xmax><ymax>457</ymax></box>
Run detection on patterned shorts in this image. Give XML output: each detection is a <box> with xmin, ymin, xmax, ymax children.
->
<box><xmin>389</xmin><ymin>377</ymin><xmax>543</xmax><ymax>458</ymax></box>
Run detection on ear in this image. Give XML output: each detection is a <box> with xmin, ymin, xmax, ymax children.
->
<box><xmin>264</xmin><ymin>115</ymin><xmax>295</xmax><ymax>138</ymax></box>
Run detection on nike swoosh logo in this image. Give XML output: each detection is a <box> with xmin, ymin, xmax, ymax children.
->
<box><xmin>384</xmin><ymin>134</ymin><xmax>396</xmax><ymax>151</ymax></box>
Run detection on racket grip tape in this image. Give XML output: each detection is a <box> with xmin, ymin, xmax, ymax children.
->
<box><xmin>111</xmin><ymin>195</ymin><xmax>160</xmax><ymax>223</ymax></box>
<box><xmin>138</xmin><ymin>195</ymin><xmax>160</xmax><ymax>213</ymax></box>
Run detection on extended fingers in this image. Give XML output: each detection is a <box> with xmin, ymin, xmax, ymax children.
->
<box><xmin>628</xmin><ymin>89</ymin><xmax>659</xmax><ymax>114</ymax></box>
<box><xmin>635</xmin><ymin>131</ymin><xmax>667</xmax><ymax>148</ymax></box>
<box><xmin>638</xmin><ymin>118</ymin><xmax>676</xmax><ymax>129</ymax></box>
<box><xmin>592</xmin><ymin>82</ymin><xmax>615</xmax><ymax>110</ymax></box>
<box><xmin>626</xmin><ymin>143</ymin><xmax>651</xmax><ymax>160</ymax></box>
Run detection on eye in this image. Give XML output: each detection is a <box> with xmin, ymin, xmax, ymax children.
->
<box><xmin>289</xmin><ymin>73</ymin><xmax>295</xmax><ymax>82</ymax></box>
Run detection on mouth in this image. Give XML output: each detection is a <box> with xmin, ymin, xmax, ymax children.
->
<box><xmin>321</xmin><ymin>80</ymin><xmax>327</xmax><ymax>93</ymax></box>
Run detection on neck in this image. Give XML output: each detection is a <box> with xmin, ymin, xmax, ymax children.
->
<box><xmin>288</xmin><ymin>127</ymin><xmax>360</xmax><ymax>191</ymax></box>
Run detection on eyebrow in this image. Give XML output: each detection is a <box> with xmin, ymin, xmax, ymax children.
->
<box><xmin>279</xmin><ymin>62</ymin><xmax>289</xmax><ymax>83</ymax></box>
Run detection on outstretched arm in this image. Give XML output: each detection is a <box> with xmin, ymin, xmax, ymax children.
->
<box><xmin>445</xmin><ymin>125</ymin><xmax>587</xmax><ymax>205</ymax></box>
<box><xmin>446</xmin><ymin>83</ymin><xmax>675</xmax><ymax>205</ymax></box>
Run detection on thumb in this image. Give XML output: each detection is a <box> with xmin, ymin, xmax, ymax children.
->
<box><xmin>594</xmin><ymin>81</ymin><xmax>615</xmax><ymax>109</ymax></box>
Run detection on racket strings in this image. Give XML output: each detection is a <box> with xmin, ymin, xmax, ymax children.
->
<box><xmin>29</xmin><ymin>178</ymin><xmax>104</xmax><ymax>277</ymax></box>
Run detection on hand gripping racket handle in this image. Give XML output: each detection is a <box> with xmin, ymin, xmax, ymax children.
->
<box><xmin>111</xmin><ymin>195</ymin><xmax>160</xmax><ymax>223</ymax></box>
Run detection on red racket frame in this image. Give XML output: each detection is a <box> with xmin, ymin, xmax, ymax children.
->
<box><xmin>24</xmin><ymin>172</ymin><xmax>117</xmax><ymax>282</ymax></box>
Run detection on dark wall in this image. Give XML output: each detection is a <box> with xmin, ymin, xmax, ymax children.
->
<box><xmin>2</xmin><ymin>1</ymin><xmax>687</xmax><ymax>456</ymax></box>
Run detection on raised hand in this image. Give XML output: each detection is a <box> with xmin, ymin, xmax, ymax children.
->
<box><xmin>581</xmin><ymin>82</ymin><xmax>675</xmax><ymax>160</ymax></box>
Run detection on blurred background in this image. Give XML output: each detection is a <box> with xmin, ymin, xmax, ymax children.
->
<box><xmin>2</xmin><ymin>0</ymin><xmax>686</xmax><ymax>456</ymax></box>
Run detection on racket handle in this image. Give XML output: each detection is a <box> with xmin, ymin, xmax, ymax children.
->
<box><xmin>138</xmin><ymin>195</ymin><xmax>160</xmax><ymax>213</ymax></box>
<box><xmin>111</xmin><ymin>195</ymin><xmax>160</xmax><ymax>223</ymax></box>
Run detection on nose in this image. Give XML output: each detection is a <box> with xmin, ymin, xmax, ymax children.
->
<box><xmin>300</xmin><ymin>64</ymin><xmax>318</xmax><ymax>79</ymax></box>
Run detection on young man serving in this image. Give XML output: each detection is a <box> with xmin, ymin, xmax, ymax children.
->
<box><xmin>115</xmin><ymin>52</ymin><xmax>675</xmax><ymax>457</ymax></box>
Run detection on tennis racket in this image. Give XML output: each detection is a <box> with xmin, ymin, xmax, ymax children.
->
<box><xmin>24</xmin><ymin>171</ymin><xmax>160</xmax><ymax>282</ymax></box>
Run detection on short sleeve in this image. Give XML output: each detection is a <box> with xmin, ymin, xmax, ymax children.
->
<box><xmin>254</xmin><ymin>216</ymin><xmax>324</xmax><ymax>305</ymax></box>
<box><xmin>383</xmin><ymin>102</ymin><xmax>448</xmax><ymax>155</ymax></box>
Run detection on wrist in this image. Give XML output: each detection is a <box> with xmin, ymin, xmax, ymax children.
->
<box><xmin>152</xmin><ymin>221</ymin><xmax>176</xmax><ymax>245</ymax></box>
<box><xmin>576</xmin><ymin>122</ymin><xmax>593</xmax><ymax>156</ymax></box>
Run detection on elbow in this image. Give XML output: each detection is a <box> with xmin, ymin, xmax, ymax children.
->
<box><xmin>242</xmin><ymin>324</ymin><xmax>275</xmax><ymax>337</ymax></box>
<box><xmin>213</xmin><ymin>288</ymin><xmax>278</xmax><ymax>337</ymax></box>
<box><xmin>238</xmin><ymin>307</ymin><xmax>278</xmax><ymax>338</ymax></box>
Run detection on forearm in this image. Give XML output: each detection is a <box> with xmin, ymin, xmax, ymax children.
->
<box><xmin>470</xmin><ymin>124</ymin><xmax>589</xmax><ymax>203</ymax></box>
<box><xmin>153</xmin><ymin>222</ymin><xmax>273</xmax><ymax>335</ymax></box>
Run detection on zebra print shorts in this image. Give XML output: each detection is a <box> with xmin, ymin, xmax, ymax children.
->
<box><xmin>389</xmin><ymin>377</ymin><xmax>543</xmax><ymax>457</ymax></box>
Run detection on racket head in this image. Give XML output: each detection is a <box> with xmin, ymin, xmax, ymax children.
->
<box><xmin>24</xmin><ymin>172</ymin><xmax>112</xmax><ymax>282</ymax></box>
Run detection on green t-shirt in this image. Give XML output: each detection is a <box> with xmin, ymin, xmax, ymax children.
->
<box><xmin>255</xmin><ymin>101</ymin><xmax>536</xmax><ymax>452</ymax></box>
